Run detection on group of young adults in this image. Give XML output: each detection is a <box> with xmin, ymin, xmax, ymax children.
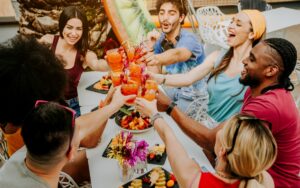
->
<box><xmin>0</xmin><ymin>0</ymin><xmax>299</xmax><ymax>188</ymax></box>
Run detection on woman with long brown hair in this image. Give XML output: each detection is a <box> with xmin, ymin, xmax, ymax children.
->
<box><xmin>39</xmin><ymin>6</ymin><xmax>109</xmax><ymax>117</ymax></box>
<box><xmin>150</xmin><ymin>10</ymin><xmax>266</xmax><ymax>128</ymax></box>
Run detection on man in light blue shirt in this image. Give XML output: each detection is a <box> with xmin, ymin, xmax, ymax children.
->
<box><xmin>143</xmin><ymin>0</ymin><xmax>207</xmax><ymax>112</ymax></box>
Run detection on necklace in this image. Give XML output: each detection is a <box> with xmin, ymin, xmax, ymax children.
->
<box><xmin>215</xmin><ymin>171</ymin><xmax>233</xmax><ymax>179</ymax></box>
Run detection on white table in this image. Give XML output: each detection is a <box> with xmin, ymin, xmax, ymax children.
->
<box><xmin>78</xmin><ymin>71</ymin><xmax>213</xmax><ymax>188</ymax></box>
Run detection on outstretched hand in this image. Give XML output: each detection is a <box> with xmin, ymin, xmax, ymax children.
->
<box><xmin>110</xmin><ymin>86</ymin><xmax>136</xmax><ymax>109</ymax></box>
<box><xmin>138</xmin><ymin>52</ymin><xmax>160</xmax><ymax>66</ymax></box>
<box><xmin>146</xmin><ymin>29</ymin><xmax>161</xmax><ymax>49</ymax></box>
<box><xmin>102</xmin><ymin>85</ymin><xmax>116</xmax><ymax>106</ymax></box>
<box><xmin>156</xmin><ymin>89</ymin><xmax>172</xmax><ymax>112</ymax></box>
<box><xmin>148</xmin><ymin>71</ymin><xmax>164</xmax><ymax>84</ymax></box>
<box><xmin>135</xmin><ymin>98</ymin><xmax>158</xmax><ymax>117</ymax></box>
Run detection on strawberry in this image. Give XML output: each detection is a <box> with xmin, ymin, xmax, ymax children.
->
<box><xmin>169</xmin><ymin>174</ymin><xmax>176</xmax><ymax>182</ymax></box>
<box><xmin>149</xmin><ymin>153</ymin><xmax>155</xmax><ymax>160</ymax></box>
<box><xmin>142</xmin><ymin>177</ymin><xmax>150</xmax><ymax>183</ymax></box>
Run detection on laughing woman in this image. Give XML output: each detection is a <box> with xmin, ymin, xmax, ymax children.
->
<box><xmin>150</xmin><ymin>10</ymin><xmax>266</xmax><ymax>128</ymax></box>
<box><xmin>39</xmin><ymin>6</ymin><xmax>109</xmax><ymax>117</ymax></box>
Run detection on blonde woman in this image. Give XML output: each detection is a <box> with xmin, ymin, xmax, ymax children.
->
<box><xmin>150</xmin><ymin>10</ymin><xmax>266</xmax><ymax>127</ymax></box>
<box><xmin>136</xmin><ymin>98</ymin><xmax>277</xmax><ymax>188</ymax></box>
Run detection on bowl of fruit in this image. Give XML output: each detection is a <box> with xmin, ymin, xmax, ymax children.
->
<box><xmin>115</xmin><ymin>108</ymin><xmax>153</xmax><ymax>133</ymax></box>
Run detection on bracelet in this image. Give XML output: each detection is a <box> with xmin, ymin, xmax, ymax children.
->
<box><xmin>161</xmin><ymin>75</ymin><xmax>166</xmax><ymax>85</ymax></box>
<box><xmin>166</xmin><ymin>101</ymin><xmax>177</xmax><ymax>115</ymax></box>
<box><xmin>150</xmin><ymin>113</ymin><xmax>163</xmax><ymax>126</ymax></box>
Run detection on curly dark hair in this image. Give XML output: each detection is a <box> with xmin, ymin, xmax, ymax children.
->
<box><xmin>0</xmin><ymin>35</ymin><xmax>67</xmax><ymax>125</ymax></box>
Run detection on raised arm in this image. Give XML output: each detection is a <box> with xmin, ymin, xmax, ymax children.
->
<box><xmin>170</xmin><ymin>105</ymin><xmax>224</xmax><ymax>152</ymax></box>
<box><xmin>76</xmin><ymin>87</ymin><xmax>135</xmax><ymax>147</ymax></box>
<box><xmin>143</xmin><ymin>48</ymin><xmax>192</xmax><ymax>67</ymax></box>
<box><xmin>149</xmin><ymin>50</ymin><xmax>219</xmax><ymax>87</ymax></box>
<box><xmin>84</xmin><ymin>50</ymin><xmax>110</xmax><ymax>71</ymax></box>
<box><xmin>155</xmin><ymin>89</ymin><xmax>224</xmax><ymax>153</ymax></box>
<box><xmin>135</xmin><ymin>98</ymin><xmax>201</xmax><ymax>188</ymax></box>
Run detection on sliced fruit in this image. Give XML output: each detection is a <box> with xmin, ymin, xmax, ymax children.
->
<box><xmin>167</xmin><ymin>179</ymin><xmax>175</xmax><ymax>187</ymax></box>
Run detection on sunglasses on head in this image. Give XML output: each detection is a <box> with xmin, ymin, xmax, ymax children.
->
<box><xmin>34</xmin><ymin>100</ymin><xmax>76</xmax><ymax>128</ymax></box>
<box><xmin>226</xmin><ymin>115</ymin><xmax>271</xmax><ymax>155</ymax></box>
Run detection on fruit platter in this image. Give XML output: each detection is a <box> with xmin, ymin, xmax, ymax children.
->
<box><xmin>115</xmin><ymin>108</ymin><xmax>153</xmax><ymax>133</ymax></box>
<box><xmin>86</xmin><ymin>74</ymin><xmax>112</xmax><ymax>94</ymax></box>
<box><xmin>120</xmin><ymin>167</ymin><xmax>178</xmax><ymax>188</ymax></box>
<box><xmin>93</xmin><ymin>75</ymin><xmax>112</xmax><ymax>91</ymax></box>
<box><xmin>147</xmin><ymin>144</ymin><xmax>167</xmax><ymax>165</ymax></box>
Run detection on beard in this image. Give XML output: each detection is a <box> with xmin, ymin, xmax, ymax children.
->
<box><xmin>239</xmin><ymin>74</ymin><xmax>261</xmax><ymax>88</ymax></box>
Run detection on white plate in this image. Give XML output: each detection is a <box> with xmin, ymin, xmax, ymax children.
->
<box><xmin>114</xmin><ymin>110</ymin><xmax>153</xmax><ymax>134</ymax></box>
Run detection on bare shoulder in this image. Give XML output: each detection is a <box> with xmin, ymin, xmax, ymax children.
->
<box><xmin>84</xmin><ymin>50</ymin><xmax>98</xmax><ymax>66</ymax></box>
<box><xmin>39</xmin><ymin>34</ymin><xmax>55</xmax><ymax>44</ymax></box>
<box><xmin>85</xmin><ymin>50</ymin><xmax>97</xmax><ymax>59</ymax></box>
<box><xmin>261</xmin><ymin>171</ymin><xmax>275</xmax><ymax>188</ymax></box>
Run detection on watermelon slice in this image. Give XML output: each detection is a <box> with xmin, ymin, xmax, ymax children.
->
<box><xmin>103</xmin><ymin>0</ymin><xmax>156</xmax><ymax>44</ymax></box>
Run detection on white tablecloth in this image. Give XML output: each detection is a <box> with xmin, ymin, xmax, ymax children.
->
<box><xmin>78</xmin><ymin>71</ymin><xmax>213</xmax><ymax>188</ymax></box>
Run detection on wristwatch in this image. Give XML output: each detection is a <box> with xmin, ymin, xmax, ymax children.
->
<box><xmin>150</xmin><ymin>113</ymin><xmax>163</xmax><ymax>126</ymax></box>
<box><xmin>166</xmin><ymin>101</ymin><xmax>177</xmax><ymax>115</ymax></box>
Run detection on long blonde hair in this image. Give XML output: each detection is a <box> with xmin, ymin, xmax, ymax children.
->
<box><xmin>220</xmin><ymin>114</ymin><xmax>277</xmax><ymax>188</ymax></box>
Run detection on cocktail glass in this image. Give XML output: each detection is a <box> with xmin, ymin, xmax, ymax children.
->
<box><xmin>111</xmin><ymin>71</ymin><xmax>123</xmax><ymax>87</ymax></box>
<box><xmin>145</xmin><ymin>79</ymin><xmax>158</xmax><ymax>90</ymax></box>
<box><xmin>143</xmin><ymin>90</ymin><xmax>156</xmax><ymax>101</ymax></box>
<box><xmin>128</xmin><ymin>63</ymin><xmax>142</xmax><ymax>77</ymax></box>
<box><xmin>121</xmin><ymin>80</ymin><xmax>139</xmax><ymax>104</ymax></box>
<box><xmin>127</xmin><ymin>63</ymin><xmax>142</xmax><ymax>86</ymax></box>
<box><xmin>106</xmin><ymin>48</ymin><xmax>123</xmax><ymax>71</ymax></box>
<box><xmin>143</xmin><ymin>80</ymin><xmax>158</xmax><ymax>101</ymax></box>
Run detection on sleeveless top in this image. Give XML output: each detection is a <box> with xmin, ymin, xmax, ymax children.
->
<box><xmin>51</xmin><ymin>36</ymin><xmax>84</xmax><ymax>99</ymax></box>
<box><xmin>207</xmin><ymin>49</ymin><xmax>247</xmax><ymax>122</ymax></box>
<box><xmin>199</xmin><ymin>172</ymin><xmax>240</xmax><ymax>188</ymax></box>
